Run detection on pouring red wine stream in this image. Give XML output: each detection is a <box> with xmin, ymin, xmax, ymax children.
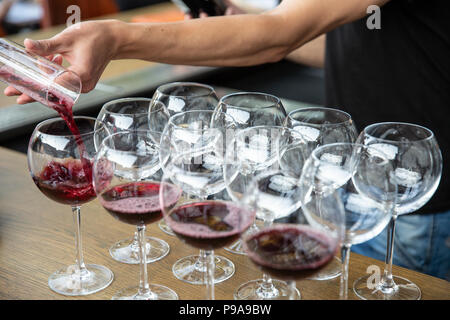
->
<box><xmin>0</xmin><ymin>67</ymin><xmax>95</xmax><ymax>205</ymax></box>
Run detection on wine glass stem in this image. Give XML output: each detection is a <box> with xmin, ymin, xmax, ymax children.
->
<box><xmin>197</xmin><ymin>194</ymin><xmax>209</xmax><ymax>272</ymax></box>
<box><xmin>137</xmin><ymin>225</ymin><xmax>151</xmax><ymax>297</ymax></box>
<box><xmin>131</xmin><ymin>231</ymin><xmax>140</xmax><ymax>251</ymax></box>
<box><xmin>340</xmin><ymin>243</ymin><xmax>351</xmax><ymax>300</ymax></box>
<box><xmin>288</xmin><ymin>281</ymin><xmax>297</xmax><ymax>300</ymax></box>
<box><xmin>259</xmin><ymin>218</ymin><xmax>277</xmax><ymax>296</ymax></box>
<box><xmin>204</xmin><ymin>249</ymin><xmax>215</xmax><ymax>300</ymax></box>
<box><xmin>381</xmin><ymin>215</ymin><xmax>398</xmax><ymax>290</ymax></box>
<box><xmin>72</xmin><ymin>206</ymin><xmax>87</xmax><ymax>275</ymax></box>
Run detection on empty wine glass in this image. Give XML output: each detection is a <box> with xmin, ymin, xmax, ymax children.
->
<box><xmin>284</xmin><ymin>107</ymin><xmax>358</xmax><ymax>147</ymax></box>
<box><xmin>27</xmin><ymin>116</ymin><xmax>113</xmax><ymax>296</ymax></box>
<box><xmin>93</xmin><ymin>130</ymin><xmax>178</xmax><ymax>300</ymax></box>
<box><xmin>150</xmin><ymin>82</ymin><xmax>219</xmax><ymax>235</ymax></box>
<box><xmin>241</xmin><ymin>169</ymin><xmax>343</xmax><ymax>300</ymax></box>
<box><xmin>216</xmin><ymin>92</ymin><xmax>287</xmax><ymax>129</ymax></box>
<box><xmin>215</xmin><ymin>91</ymin><xmax>287</xmax><ymax>254</ymax></box>
<box><xmin>160</xmin><ymin>130</ymin><xmax>256</xmax><ymax>300</ymax></box>
<box><xmin>225</xmin><ymin>126</ymin><xmax>306</xmax><ymax>300</ymax></box>
<box><xmin>150</xmin><ymin>82</ymin><xmax>218</xmax><ymax>116</ymax></box>
<box><xmin>160</xmin><ymin>109</ymin><xmax>238</xmax><ymax>285</ymax></box>
<box><xmin>96</xmin><ymin>97</ymin><xmax>170</xmax><ymax>264</ymax></box>
<box><xmin>300</xmin><ymin>143</ymin><xmax>397</xmax><ymax>299</ymax></box>
<box><xmin>353</xmin><ymin>122</ymin><xmax>442</xmax><ymax>300</ymax></box>
<box><xmin>283</xmin><ymin>106</ymin><xmax>359</xmax><ymax>280</ymax></box>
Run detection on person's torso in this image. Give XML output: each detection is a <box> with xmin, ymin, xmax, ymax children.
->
<box><xmin>325</xmin><ymin>0</ymin><xmax>450</xmax><ymax>214</ymax></box>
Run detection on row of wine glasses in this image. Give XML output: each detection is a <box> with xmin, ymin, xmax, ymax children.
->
<box><xmin>27</xmin><ymin>81</ymin><xmax>442</xmax><ymax>300</ymax></box>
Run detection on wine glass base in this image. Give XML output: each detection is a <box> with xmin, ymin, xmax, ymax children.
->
<box><xmin>112</xmin><ymin>284</ymin><xmax>178</xmax><ymax>300</ymax></box>
<box><xmin>307</xmin><ymin>256</ymin><xmax>342</xmax><ymax>281</ymax></box>
<box><xmin>48</xmin><ymin>264</ymin><xmax>113</xmax><ymax>296</ymax></box>
<box><xmin>224</xmin><ymin>239</ymin><xmax>247</xmax><ymax>255</ymax></box>
<box><xmin>158</xmin><ymin>220</ymin><xmax>175</xmax><ymax>236</ymax></box>
<box><xmin>109</xmin><ymin>236</ymin><xmax>170</xmax><ymax>264</ymax></box>
<box><xmin>353</xmin><ymin>274</ymin><xmax>421</xmax><ymax>300</ymax></box>
<box><xmin>172</xmin><ymin>254</ymin><xmax>235</xmax><ymax>285</ymax></box>
<box><xmin>234</xmin><ymin>279</ymin><xmax>301</xmax><ymax>300</ymax></box>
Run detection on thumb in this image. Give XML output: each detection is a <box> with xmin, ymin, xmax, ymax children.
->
<box><xmin>24</xmin><ymin>38</ymin><xmax>62</xmax><ymax>56</ymax></box>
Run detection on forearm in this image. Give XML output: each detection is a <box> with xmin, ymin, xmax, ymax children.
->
<box><xmin>0</xmin><ymin>0</ymin><xmax>14</xmax><ymax>21</ymax></box>
<box><xmin>112</xmin><ymin>0</ymin><xmax>388</xmax><ymax>67</ymax></box>
<box><xmin>113</xmin><ymin>14</ymin><xmax>288</xmax><ymax>67</ymax></box>
<box><xmin>286</xmin><ymin>34</ymin><xmax>326</xmax><ymax>68</ymax></box>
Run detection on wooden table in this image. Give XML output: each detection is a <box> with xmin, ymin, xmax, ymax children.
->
<box><xmin>0</xmin><ymin>146</ymin><xmax>448</xmax><ymax>300</ymax></box>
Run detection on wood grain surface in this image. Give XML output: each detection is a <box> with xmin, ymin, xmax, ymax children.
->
<box><xmin>0</xmin><ymin>146</ymin><xmax>448</xmax><ymax>300</ymax></box>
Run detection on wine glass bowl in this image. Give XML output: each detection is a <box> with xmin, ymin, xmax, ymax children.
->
<box><xmin>284</xmin><ymin>107</ymin><xmax>358</xmax><ymax>146</ymax></box>
<box><xmin>215</xmin><ymin>92</ymin><xmax>287</xmax><ymax>129</ymax></box>
<box><xmin>150</xmin><ymin>82</ymin><xmax>219</xmax><ymax>117</ymax></box>
<box><xmin>357</xmin><ymin>122</ymin><xmax>442</xmax><ymax>214</ymax></box>
<box><xmin>96</xmin><ymin>97</ymin><xmax>170</xmax><ymax>265</ymax></box>
<box><xmin>300</xmin><ymin>143</ymin><xmax>396</xmax><ymax>244</ymax></box>
<box><xmin>27</xmin><ymin>116</ymin><xmax>113</xmax><ymax>296</ymax></box>
<box><xmin>97</xmin><ymin>97</ymin><xmax>152</xmax><ymax>132</ymax></box>
<box><xmin>224</xmin><ymin>126</ymin><xmax>306</xmax><ymax>202</ymax></box>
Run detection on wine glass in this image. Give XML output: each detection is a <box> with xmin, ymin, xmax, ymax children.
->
<box><xmin>149</xmin><ymin>82</ymin><xmax>219</xmax><ymax>235</ymax></box>
<box><xmin>96</xmin><ymin>97</ymin><xmax>170</xmax><ymax>265</ymax></box>
<box><xmin>27</xmin><ymin>116</ymin><xmax>113</xmax><ymax>296</ymax></box>
<box><xmin>215</xmin><ymin>91</ymin><xmax>287</xmax><ymax>254</ymax></box>
<box><xmin>283</xmin><ymin>106</ymin><xmax>359</xmax><ymax>280</ymax></box>
<box><xmin>216</xmin><ymin>92</ymin><xmax>287</xmax><ymax>129</ymax></box>
<box><xmin>225</xmin><ymin>125</ymin><xmax>306</xmax><ymax>300</ymax></box>
<box><xmin>160</xmin><ymin>144</ymin><xmax>256</xmax><ymax>299</ymax></box>
<box><xmin>241</xmin><ymin>169</ymin><xmax>343</xmax><ymax>300</ymax></box>
<box><xmin>353</xmin><ymin>122</ymin><xmax>442</xmax><ymax>300</ymax></box>
<box><xmin>300</xmin><ymin>143</ymin><xmax>397</xmax><ymax>299</ymax></box>
<box><xmin>150</xmin><ymin>81</ymin><xmax>218</xmax><ymax>116</ymax></box>
<box><xmin>93</xmin><ymin>130</ymin><xmax>178</xmax><ymax>300</ymax></box>
<box><xmin>284</xmin><ymin>107</ymin><xmax>358</xmax><ymax>146</ymax></box>
<box><xmin>159</xmin><ymin>109</ymin><xmax>238</xmax><ymax>285</ymax></box>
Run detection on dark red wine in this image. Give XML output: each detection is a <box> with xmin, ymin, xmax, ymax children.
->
<box><xmin>167</xmin><ymin>201</ymin><xmax>255</xmax><ymax>250</ymax></box>
<box><xmin>243</xmin><ymin>224</ymin><xmax>338</xmax><ymax>280</ymax></box>
<box><xmin>33</xmin><ymin>159</ymin><xmax>96</xmax><ymax>205</ymax></box>
<box><xmin>1</xmin><ymin>66</ymin><xmax>96</xmax><ymax>203</ymax></box>
<box><xmin>99</xmin><ymin>182</ymin><xmax>181</xmax><ymax>226</ymax></box>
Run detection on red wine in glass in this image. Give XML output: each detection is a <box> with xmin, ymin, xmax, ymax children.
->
<box><xmin>28</xmin><ymin>89</ymin><xmax>94</xmax><ymax>204</ymax></box>
<box><xmin>33</xmin><ymin>159</ymin><xmax>96</xmax><ymax>205</ymax></box>
<box><xmin>99</xmin><ymin>182</ymin><xmax>181</xmax><ymax>226</ymax></box>
<box><xmin>167</xmin><ymin>201</ymin><xmax>256</xmax><ymax>250</ymax></box>
<box><xmin>243</xmin><ymin>224</ymin><xmax>338</xmax><ymax>281</ymax></box>
<box><xmin>1</xmin><ymin>66</ymin><xmax>94</xmax><ymax>198</ymax></box>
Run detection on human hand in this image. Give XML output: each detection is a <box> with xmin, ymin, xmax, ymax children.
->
<box><xmin>4</xmin><ymin>20</ymin><xmax>118</xmax><ymax>104</ymax></box>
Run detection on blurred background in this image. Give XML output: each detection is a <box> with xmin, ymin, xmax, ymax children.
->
<box><xmin>0</xmin><ymin>0</ymin><xmax>324</xmax><ymax>151</ymax></box>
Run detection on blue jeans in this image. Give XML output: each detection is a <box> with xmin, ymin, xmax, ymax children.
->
<box><xmin>352</xmin><ymin>210</ymin><xmax>450</xmax><ymax>281</ymax></box>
